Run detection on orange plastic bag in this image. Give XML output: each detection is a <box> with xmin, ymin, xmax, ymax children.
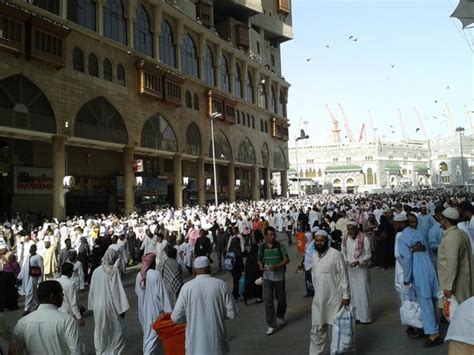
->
<box><xmin>153</xmin><ymin>313</ymin><xmax>186</xmax><ymax>355</ymax></box>
<box><xmin>296</xmin><ymin>232</ymin><xmax>306</xmax><ymax>254</ymax></box>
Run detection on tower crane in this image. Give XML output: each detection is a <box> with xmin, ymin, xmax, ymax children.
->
<box><xmin>367</xmin><ymin>110</ymin><xmax>377</xmax><ymax>142</ymax></box>
<box><xmin>413</xmin><ymin>107</ymin><xmax>428</xmax><ymax>140</ymax></box>
<box><xmin>464</xmin><ymin>105</ymin><xmax>474</xmax><ymax>135</ymax></box>
<box><xmin>358</xmin><ymin>123</ymin><xmax>366</xmax><ymax>142</ymax></box>
<box><xmin>338</xmin><ymin>103</ymin><xmax>354</xmax><ymax>143</ymax></box>
<box><xmin>325</xmin><ymin>104</ymin><xmax>341</xmax><ymax>144</ymax></box>
<box><xmin>445</xmin><ymin>103</ymin><xmax>455</xmax><ymax>132</ymax></box>
<box><xmin>398</xmin><ymin>109</ymin><xmax>407</xmax><ymax>141</ymax></box>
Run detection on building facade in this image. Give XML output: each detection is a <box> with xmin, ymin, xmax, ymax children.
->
<box><xmin>0</xmin><ymin>0</ymin><xmax>293</xmax><ymax>218</ymax></box>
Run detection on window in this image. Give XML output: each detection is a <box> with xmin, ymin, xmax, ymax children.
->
<box><xmin>193</xmin><ymin>93</ymin><xmax>199</xmax><ymax>111</ymax></box>
<box><xmin>264</xmin><ymin>121</ymin><xmax>268</xmax><ymax>133</ymax></box>
<box><xmin>73</xmin><ymin>47</ymin><xmax>84</xmax><ymax>72</ymax></box>
<box><xmin>246</xmin><ymin>71</ymin><xmax>255</xmax><ymax>103</ymax></box>
<box><xmin>141</xmin><ymin>114</ymin><xmax>177</xmax><ymax>152</ymax></box>
<box><xmin>258</xmin><ymin>82</ymin><xmax>267</xmax><ymax>109</ymax></box>
<box><xmin>238</xmin><ymin>137</ymin><xmax>256</xmax><ymax>164</ymax></box>
<box><xmin>252</xmin><ymin>116</ymin><xmax>255</xmax><ymax>129</ymax></box>
<box><xmin>88</xmin><ymin>53</ymin><xmax>99</xmax><ymax>77</ymax></box>
<box><xmin>33</xmin><ymin>31</ymin><xmax>63</xmax><ymax>57</ymax></box>
<box><xmin>270</xmin><ymin>86</ymin><xmax>277</xmax><ymax>114</ymax></box>
<box><xmin>247</xmin><ymin>114</ymin><xmax>251</xmax><ymax>127</ymax></box>
<box><xmin>103</xmin><ymin>59</ymin><xmax>112</xmax><ymax>81</ymax></box>
<box><xmin>333</xmin><ymin>158</ymin><xmax>338</xmax><ymax>162</ymax></box>
<box><xmin>256</xmin><ymin>41</ymin><xmax>260</xmax><ymax>54</ymax></box>
<box><xmin>203</xmin><ymin>46</ymin><xmax>215</xmax><ymax>85</ymax></box>
<box><xmin>186</xmin><ymin>123</ymin><xmax>201</xmax><ymax>155</ymax></box>
<box><xmin>236</xmin><ymin>110</ymin><xmax>240</xmax><ymax>124</ymax></box>
<box><xmin>234</xmin><ymin>64</ymin><xmax>243</xmax><ymax>98</ymax></box>
<box><xmin>185</xmin><ymin>90</ymin><xmax>192</xmax><ymax>108</ymax></box>
<box><xmin>260</xmin><ymin>119</ymin><xmax>263</xmax><ymax>132</ymax></box>
<box><xmin>117</xmin><ymin>64</ymin><xmax>126</xmax><ymax>86</ymax></box>
<box><xmin>159</xmin><ymin>20</ymin><xmax>176</xmax><ymax>67</ymax></box>
<box><xmin>134</xmin><ymin>6</ymin><xmax>152</xmax><ymax>56</ymax></box>
<box><xmin>242</xmin><ymin>113</ymin><xmax>246</xmax><ymax>126</ymax></box>
<box><xmin>68</xmin><ymin>0</ymin><xmax>96</xmax><ymax>31</ymax></box>
<box><xmin>271</xmin><ymin>54</ymin><xmax>275</xmax><ymax>66</ymax></box>
<box><xmin>346</xmin><ymin>157</ymin><xmax>351</xmax><ymax>162</ymax></box>
<box><xmin>181</xmin><ymin>34</ymin><xmax>199</xmax><ymax>78</ymax></box>
<box><xmin>279</xmin><ymin>89</ymin><xmax>287</xmax><ymax>117</ymax></box>
<box><xmin>220</xmin><ymin>54</ymin><xmax>230</xmax><ymax>93</ymax></box>
<box><xmin>104</xmin><ymin>0</ymin><xmax>127</xmax><ymax>44</ymax></box>
<box><xmin>33</xmin><ymin>0</ymin><xmax>59</xmax><ymax>14</ymax></box>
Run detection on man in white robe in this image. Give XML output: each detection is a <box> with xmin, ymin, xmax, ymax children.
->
<box><xmin>310</xmin><ymin>230</ymin><xmax>350</xmax><ymax>355</ymax></box>
<box><xmin>109</xmin><ymin>235</ymin><xmax>127</xmax><ymax>275</ymax></box>
<box><xmin>56</xmin><ymin>262</ymin><xmax>85</xmax><ymax>327</ymax></box>
<box><xmin>135</xmin><ymin>253</ymin><xmax>172</xmax><ymax>355</ymax></box>
<box><xmin>445</xmin><ymin>296</ymin><xmax>474</xmax><ymax>354</ymax></box>
<box><xmin>18</xmin><ymin>244</ymin><xmax>43</xmax><ymax>315</ymax></box>
<box><xmin>171</xmin><ymin>256</ymin><xmax>236</xmax><ymax>355</ymax></box>
<box><xmin>88</xmin><ymin>249</ymin><xmax>130</xmax><ymax>355</ymax></box>
<box><xmin>68</xmin><ymin>250</ymin><xmax>85</xmax><ymax>291</ymax></box>
<box><xmin>341</xmin><ymin>222</ymin><xmax>372</xmax><ymax>323</ymax></box>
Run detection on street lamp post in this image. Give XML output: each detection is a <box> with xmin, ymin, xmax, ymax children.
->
<box><xmin>210</xmin><ymin>112</ymin><xmax>223</xmax><ymax>207</ymax></box>
<box><xmin>295</xmin><ymin>129</ymin><xmax>309</xmax><ymax>197</ymax></box>
<box><xmin>456</xmin><ymin>127</ymin><xmax>465</xmax><ymax>187</ymax></box>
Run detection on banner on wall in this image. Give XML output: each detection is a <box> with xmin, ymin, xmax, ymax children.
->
<box><xmin>14</xmin><ymin>166</ymin><xmax>53</xmax><ymax>195</ymax></box>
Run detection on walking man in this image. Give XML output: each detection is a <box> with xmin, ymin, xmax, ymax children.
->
<box><xmin>257</xmin><ymin>226</ymin><xmax>289</xmax><ymax>335</ymax></box>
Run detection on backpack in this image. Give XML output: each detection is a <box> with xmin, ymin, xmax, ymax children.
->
<box><xmin>224</xmin><ymin>251</ymin><xmax>236</xmax><ymax>271</ymax></box>
<box><xmin>259</xmin><ymin>241</ymin><xmax>288</xmax><ymax>269</ymax></box>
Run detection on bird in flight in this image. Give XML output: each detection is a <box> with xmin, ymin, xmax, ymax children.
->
<box><xmin>325</xmin><ymin>45</ymin><xmax>330</xmax><ymax>48</ymax></box>
<box><xmin>434</xmin><ymin>100</ymin><xmax>438</xmax><ymax>104</ymax></box>
<box><xmin>445</xmin><ymin>85</ymin><xmax>450</xmax><ymax>90</ymax></box>
<box><xmin>416</xmin><ymin>128</ymin><xmax>420</xmax><ymax>132</ymax></box>
<box><xmin>306</xmin><ymin>58</ymin><xmax>312</xmax><ymax>62</ymax></box>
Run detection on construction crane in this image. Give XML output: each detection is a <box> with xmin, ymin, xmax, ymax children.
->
<box><xmin>464</xmin><ymin>105</ymin><xmax>474</xmax><ymax>134</ymax></box>
<box><xmin>398</xmin><ymin>109</ymin><xmax>407</xmax><ymax>141</ymax></box>
<box><xmin>367</xmin><ymin>110</ymin><xmax>377</xmax><ymax>143</ymax></box>
<box><xmin>325</xmin><ymin>104</ymin><xmax>341</xmax><ymax>144</ymax></box>
<box><xmin>445</xmin><ymin>103</ymin><xmax>455</xmax><ymax>132</ymax></box>
<box><xmin>358</xmin><ymin>123</ymin><xmax>366</xmax><ymax>142</ymax></box>
<box><xmin>338</xmin><ymin>103</ymin><xmax>354</xmax><ymax>143</ymax></box>
<box><xmin>413</xmin><ymin>107</ymin><xmax>428</xmax><ymax>140</ymax></box>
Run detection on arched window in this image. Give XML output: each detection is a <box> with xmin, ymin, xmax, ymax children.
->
<box><xmin>251</xmin><ymin>115</ymin><xmax>255</xmax><ymax>129</ymax></box>
<box><xmin>209</xmin><ymin>130</ymin><xmax>232</xmax><ymax>160</ymax></box>
<box><xmin>246</xmin><ymin>71</ymin><xmax>255</xmax><ymax>103</ymax></box>
<box><xmin>247</xmin><ymin>113</ymin><xmax>251</xmax><ymax>127</ymax></box>
<box><xmin>134</xmin><ymin>6</ymin><xmax>152</xmax><ymax>57</ymax></box>
<box><xmin>279</xmin><ymin>89</ymin><xmax>287</xmax><ymax>118</ymax></box>
<box><xmin>159</xmin><ymin>20</ymin><xmax>176</xmax><ymax>67</ymax></box>
<box><xmin>117</xmin><ymin>64</ymin><xmax>126</xmax><ymax>86</ymax></box>
<box><xmin>73</xmin><ymin>47</ymin><xmax>84</xmax><ymax>72</ymax></box>
<box><xmin>366</xmin><ymin>168</ymin><xmax>374</xmax><ymax>185</ymax></box>
<box><xmin>141</xmin><ymin>114</ymin><xmax>177</xmax><ymax>152</ymax></box>
<box><xmin>103</xmin><ymin>59</ymin><xmax>112</xmax><ymax>81</ymax></box>
<box><xmin>203</xmin><ymin>46</ymin><xmax>215</xmax><ymax>86</ymax></box>
<box><xmin>181</xmin><ymin>34</ymin><xmax>199</xmax><ymax>78</ymax></box>
<box><xmin>193</xmin><ymin>93</ymin><xmax>199</xmax><ymax>111</ymax></box>
<box><xmin>271</xmin><ymin>85</ymin><xmax>277</xmax><ymax>114</ymax></box>
<box><xmin>75</xmin><ymin>97</ymin><xmax>128</xmax><ymax>144</ymax></box>
<box><xmin>220</xmin><ymin>55</ymin><xmax>230</xmax><ymax>93</ymax></box>
<box><xmin>234</xmin><ymin>64</ymin><xmax>242</xmax><ymax>98</ymax></box>
<box><xmin>262</xmin><ymin>143</ymin><xmax>269</xmax><ymax>167</ymax></box>
<box><xmin>260</xmin><ymin>119</ymin><xmax>263</xmax><ymax>132</ymax></box>
<box><xmin>264</xmin><ymin>121</ymin><xmax>268</xmax><ymax>133</ymax></box>
<box><xmin>238</xmin><ymin>137</ymin><xmax>256</xmax><ymax>164</ymax></box>
<box><xmin>33</xmin><ymin>0</ymin><xmax>59</xmax><ymax>14</ymax></box>
<box><xmin>103</xmin><ymin>0</ymin><xmax>127</xmax><ymax>45</ymax></box>
<box><xmin>0</xmin><ymin>75</ymin><xmax>56</xmax><ymax>133</ymax></box>
<box><xmin>236</xmin><ymin>110</ymin><xmax>240</xmax><ymax>124</ymax></box>
<box><xmin>242</xmin><ymin>113</ymin><xmax>246</xmax><ymax>126</ymax></box>
<box><xmin>88</xmin><ymin>53</ymin><xmax>99</xmax><ymax>77</ymax></box>
<box><xmin>273</xmin><ymin>146</ymin><xmax>287</xmax><ymax>170</ymax></box>
<box><xmin>67</xmin><ymin>0</ymin><xmax>96</xmax><ymax>31</ymax></box>
<box><xmin>259</xmin><ymin>82</ymin><xmax>267</xmax><ymax>109</ymax></box>
<box><xmin>185</xmin><ymin>91</ymin><xmax>192</xmax><ymax>108</ymax></box>
<box><xmin>186</xmin><ymin>123</ymin><xmax>201</xmax><ymax>155</ymax></box>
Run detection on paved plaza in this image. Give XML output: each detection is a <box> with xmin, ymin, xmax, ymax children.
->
<box><xmin>0</xmin><ymin>232</ymin><xmax>448</xmax><ymax>354</ymax></box>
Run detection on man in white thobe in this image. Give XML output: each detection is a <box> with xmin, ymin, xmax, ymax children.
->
<box><xmin>342</xmin><ymin>222</ymin><xmax>372</xmax><ymax>323</ymax></box>
<box><xmin>172</xmin><ymin>256</ymin><xmax>236</xmax><ymax>355</ymax></box>
<box><xmin>18</xmin><ymin>244</ymin><xmax>43</xmax><ymax>314</ymax></box>
<box><xmin>88</xmin><ymin>249</ymin><xmax>130</xmax><ymax>355</ymax></box>
<box><xmin>310</xmin><ymin>230</ymin><xmax>350</xmax><ymax>355</ymax></box>
<box><xmin>445</xmin><ymin>296</ymin><xmax>474</xmax><ymax>354</ymax></box>
<box><xmin>135</xmin><ymin>253</ymin><xmax>173</xmax><ymax>355</ymax></box>
<box><xmin>109</xmin><ymin>235</ymin><xmax>127</xmax><ymax>275</ymax></box>
<box><xmin>68</xmin><ymin>250</ymin><xmax>85</xmax><ymax>291</ymax></box>
<box><xmin>56</xmin><ymin>262</ymin><xmax>85</xmax><ymax>327</ymax></box>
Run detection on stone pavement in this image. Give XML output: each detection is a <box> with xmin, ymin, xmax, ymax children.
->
<box><xmin>0</xmin><ymin>232</ymin><xmax>449</xmax><ymax>354</ymax></box>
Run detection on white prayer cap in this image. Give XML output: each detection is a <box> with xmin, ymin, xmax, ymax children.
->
<box><xmin>393</xmin><ymin>214</ymin><xmax>408</xmax><ymax>222</ymax></box>
<box><xmin>44</xmin><ymin>235</ymin><xmax>51</xmax><ymax>242</ymax></box>
<box><xmin>347</xmin><ymin>221</ymin><xmax>358</xmax><ymax>227</ymax></box>
<box><xmin>442</xmin><ymin>207</ymin><xmax>459</xmax><ymax>221</ymax></box>
<box><xmin>193</xmin><ymin>256</ymin><xmax>210</xmax><ymax>268</ymax></box>
<box><xmin>314</xmin><ymin>230</ymin><xmax>328</xmax><ymax>238</ymax></box>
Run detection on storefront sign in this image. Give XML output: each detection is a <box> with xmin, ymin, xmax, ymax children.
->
<box><xmin>14</xmin><ymin>166</ymin><xmax>53</xmax><ymax>195</ymax></box>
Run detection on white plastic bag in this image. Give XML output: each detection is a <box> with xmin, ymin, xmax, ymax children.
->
<box><xmin>443</xmin><ymin>295</ymin><xmax>459</xmax><ymax>322</ymax></box>
<box><xmin>399</xmin><ymin>286</ymin><xmax>423</xmax><ymax>329</ymax></box>
<box><xmin>330</xmin><ymin>305</ymin><xmax>356</xmax><ymax>354</ymax></box>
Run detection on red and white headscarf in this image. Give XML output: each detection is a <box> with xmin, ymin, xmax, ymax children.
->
<box><xmin>343</xmin><ymin>221</ymin><xmax>366</xmax><ymax>258</ymax></box>
<box><xmin>140</xmin><ymin>253</ymin><xmax>156</xmax><ymax>288</ymax></box>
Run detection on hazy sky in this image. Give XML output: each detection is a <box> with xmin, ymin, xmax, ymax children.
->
<box><xmin>282</xmin><ymin>0</ymin><xmax>474</xmax><ymax>146</ymax></box>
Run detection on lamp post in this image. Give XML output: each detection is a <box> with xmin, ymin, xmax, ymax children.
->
<box><xmin>295</xmin><ymin>128</ymin><xmax>309</xmax><ymax>197</ymax></box>
<box><xmin>456</xmin><ymin>127</ymin><xmax>465</xmax><ymax>187</ymax></box>
<box><xmin>210</xmin><ymin>112</ymin><xmax>223</xmax><ymax>207</ymax></box>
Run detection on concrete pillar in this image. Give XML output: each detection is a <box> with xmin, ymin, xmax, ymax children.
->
<box><xmin>173</xmin><ymin>154</ymin><xmax>183</xmax><ymax>208</ymax></box>
<box><xmin>215</xmin><ymin>44</ymin><xmax>222</xmax><ymax>89</ymax></box>
<box><xmin>229</xmin><ymin>53</ymin><xmax>236</xmax><ymax>95</ymax></box>
<box><xmin>123</xmin><ymin>146</ymin><xmax>135</xmax><ymax>216</ymax></box>
<box><xmin>97</xmin><ymin>0</ymin><xmax>106</xmax><ymax>35</ymax></box>
<box><xmin>228</xmin><ymin>161</ymin><xmax>235</xmax><ymax>203</ymax></box>
<box><xmin>198</xmin><ymin>33</ymin><xmax>206</xmax><ymax>81</ymax></box>
<box><xmin>281</xmin><ymin>170</ymin><xmax>288</xmax><ymax>197</ymax></box>
<box><xmin>52</xmin><ymin>135</ymin><xmax>66</xmax><ymax>220</ymax></box>
<box><xmin>197</xmin><ymin>157</ymin><xmax>205</xmax><ymax>206</ymax></box>
<box><xmin>152</xmin><ymin>5</ymin><xmax>162</xmax><ymax>60</ymax></box>
<box><xmin>176</xmin><ymin>19</ymin><xmax>184</xmax><ymax>70</ymax></box>
<box><xmin>60</xmin><ymin>0</ymin><xmax>67</xmax><ymax>19</ymax></box>
<box><xmin>251</xmin><ymin>164</ymin><xmax>260</xmax><ymax>201</ymax></box>
<box><xmin>265</xmin><ymin>168</ymin><xmax>271</xmax><ymax>199</ymax></box>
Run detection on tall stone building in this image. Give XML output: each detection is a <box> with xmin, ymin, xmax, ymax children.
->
<box><xmin>0</xmin><ymin>0</ymin><xmax>293</xmax><ymax>217</ymax></box>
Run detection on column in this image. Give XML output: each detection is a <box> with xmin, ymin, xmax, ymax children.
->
<box><xmin>198</xmin><ymin>33</ymin><xmax>206</xmax><ymax>81</ymax></box>
<box><xmin>173</xmin><ymin>154</ymin><xmax>183</xmax><ymax>208</ymax></box>
<box><xmin>123</xmin><ymin>146</ymin><xmax>135</xmax><ymax>216</ymax></box>
<box><xmin>228</xmin><ymin>161</ymin><xmax>235</xmax><ymax>203</ymax></box>
<box><xmin>215</xmin><ymin>44</ymin><xmax>222</xmax><ymax>89</ymax></box>
<box><xmin>197</xmin><ymin>157</ymin><xmax>205</xmax><ymax>206</ymax></box>
<box><xmin>251</xmin><ymin>164</ymin><xmax>260</xmax><ymax>201</ymax></box>
<box><xmin>97</xmin><ymin>0</ymin><xmax>106</xmax><ymax>35</ymax></box>
<box><xmin>125</xmin><ymin>0</ymin><xmax>136</xmax><ymax>48</ymax></box>
<box><xmin>229</xmin><ymin>53</ymin><xmax>236</xmax><ymax>95</ymax></box>
<box><xmin>176</xmin><ymin>19</ymin><xmax>184</xmax><ymax>70</ymax></box>
<box><xmin>152</xmin><ymin>5</ymin><xmax>162</xmax><ymax>60</ymax></box>
<box><xmin>280</xmin><ymin>170</ymin><xmax>288</xmax><ymax>197</ymax></box>
<box><xmin>52</xmin><ymin>135</ymin><xmax>66</xmax><ymax>220</ymax></box>
<box><xmin>265</xmin><ymin>168</ymin><xmax>271</xmax><ymax>199</ymax></box>
<box><xmin>60</xmin><ymin>0</ymin><xmax>67</xmax><ymax>19</ymax></box>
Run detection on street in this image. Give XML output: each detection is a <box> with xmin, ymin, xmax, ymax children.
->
<box><xmin>0</xmin><ymin>232</ymin><xmax>448</xmax><ymax>354</ymax></box>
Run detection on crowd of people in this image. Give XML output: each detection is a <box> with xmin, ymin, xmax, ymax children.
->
<box><xmin>0</xmin><ymin>189</ymin><xmax>472</xmax><ymax>354</ymax></box>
